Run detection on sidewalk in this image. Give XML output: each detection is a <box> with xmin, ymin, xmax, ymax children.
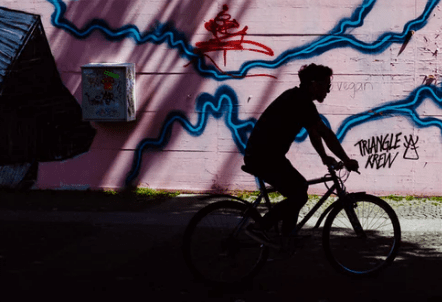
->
<box><xmin>0</xmin><ymin>193</ymin><xmax>440</xmax><ymax>232</ymax></box>
<box><xmin>0</xmin><ymin>192</ymin><xmax>441</xmax><ymax>301</ymax></box>
<box><xmin>0</xmin><ymin>195</ymin><xmax>206</xmax><ymax>226</ymax></box>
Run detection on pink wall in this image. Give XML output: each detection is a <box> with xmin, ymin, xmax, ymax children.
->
<box><xmin>3</xmin><ymin>0</ymin><xmax>442</xmax><ymax>196</ymax></box>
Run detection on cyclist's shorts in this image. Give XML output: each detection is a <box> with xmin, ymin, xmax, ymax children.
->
<box><xmin>244</xmin><ymin>156</ymin><xmax>308</xmax><ymax>199</ymax></box>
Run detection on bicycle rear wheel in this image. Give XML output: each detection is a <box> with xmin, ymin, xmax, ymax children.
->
<box><xmin>323</xmin><ymin>193</ymin><xmax>401</xmax><ymax>277</ymax></box>
<box><xmin>182</xmin><ymin>200</ymin><xmax>269</xmax><ymax>285</ymax></box>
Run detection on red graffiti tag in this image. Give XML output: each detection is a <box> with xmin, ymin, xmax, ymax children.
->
<box><xmin>195</xmin><ymin>4</ymin><xmax>274</xmax><ymax>67</ymax></box>
<box><xmin>102</xmin><ymin>76</ymin><xmax>114</xmax><ymax>90</ymax></box>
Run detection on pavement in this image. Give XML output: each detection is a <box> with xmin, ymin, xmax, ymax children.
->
<box><xmin>0</xmin><ymin>193</ymin><xmax>441</xmax><ymax>301</ymax></box>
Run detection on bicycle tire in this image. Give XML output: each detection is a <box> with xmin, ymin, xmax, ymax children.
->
<box><xmin>182</xmin><ymin>200</ymin><xmax>269</xmax><ymax>285</ymax></box>
<box><xmin>322</xmin><ymin>193</ymin><xmax>401</xmax><ymax>277</ymax></box>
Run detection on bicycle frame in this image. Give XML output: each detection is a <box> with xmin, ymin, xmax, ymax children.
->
<box><xmin>302</xmin><ymin>167</ymin><xmax>367</xmax><ymax>237</ymax></box>
<box><xmin>230</xmin><ymin>179</ymin><xmax>274</xmax><ymax>238</ymax></box>
<box><xmin>294</xmin><ymin>167</ymin><xmax>344</xmax><ymax>232</ymax></box>
<box><xmin>298</xmin><ymin>177</ymin><xmax>337</xmax><ymax>231</ymax></box>
<box><xmin>240</xmin><ymin>164</ymin><xmax>367</xmax><ymax>237</ymax></box>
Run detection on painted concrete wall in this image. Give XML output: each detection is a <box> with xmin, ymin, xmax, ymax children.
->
<box><xmin>2</xmin><ymin>0</ymin><xmax>442</xmax><ymax>196</ymax></box>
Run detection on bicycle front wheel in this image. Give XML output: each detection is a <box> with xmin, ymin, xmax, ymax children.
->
<box><xmin>323</xmin><ymin>193</ymin><xmax>401</xmax><ymax>277</ymax></box>
<box><xmin>182</xmin><ymin>200</ymin><xmax>269</xmax><ymax>285</ymax></box>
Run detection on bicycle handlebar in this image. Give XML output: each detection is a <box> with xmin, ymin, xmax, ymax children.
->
<box><xmin>329</xmin><ymin>161</ymin><xmax>361</xmax><ymax>175</ymax></box>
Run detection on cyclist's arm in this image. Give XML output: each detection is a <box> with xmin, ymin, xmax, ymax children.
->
<box><xmin>307</xmin><ymin>124</ymin><xmax>330</xmax><ymax>164</ymax></box>
<box><xmin>306</xmin><ymin>119</ymin><xmax>351</xmax><ymax>164</ymax></box>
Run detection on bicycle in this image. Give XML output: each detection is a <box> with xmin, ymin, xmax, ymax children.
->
<box><xmin>182</xmin><ymin>162</ymin><xmax>401</xmax><ymax>284</ymax></box>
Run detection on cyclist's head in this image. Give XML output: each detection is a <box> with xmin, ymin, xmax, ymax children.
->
<box><xmin>299</xmin><ymin>63</ymin><xmax>333</xmax><ymax>85</ymax></box>
<box><xmin>299</xmin><ymin>63</ymin><xmax>333</xmax><ymax>102</ymax></box>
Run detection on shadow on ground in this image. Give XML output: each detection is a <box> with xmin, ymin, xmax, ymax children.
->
<box><xmin>0</xmin><ymin>188</ymin><xmax>177</xmax><ymax>211</ymax></box>
<box><xmin>0</xmin><ymin>191</ymin><xmax>441</xmax><ymax>301</ymax></box>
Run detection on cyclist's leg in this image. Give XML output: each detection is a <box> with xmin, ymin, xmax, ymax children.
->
<box><xmin>248</xmin><ymin>157</ymin><xmax>309</xmax><ymax>233</ymax></box>
<box><xmin>263</xmin><ymin>191</ymin><xmax>308</xmax><ymax>236</ymax></box>
<box><xmin>280</xmin><ymin>198</ymin><xmax>305</xmax><ymax>236</ymax></box>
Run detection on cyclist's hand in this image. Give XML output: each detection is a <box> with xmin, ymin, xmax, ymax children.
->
<box><xmin>344</xmin><ymin>159</ymin><xmax>359</xmax><ymax>172</ymax></box>
<box><xmin>322</xmin><ymin>156</ymin><xmax>338</xmax><ymax>167</ymax></box>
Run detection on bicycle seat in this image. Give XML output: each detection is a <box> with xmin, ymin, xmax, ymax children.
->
<box><xmin>242</xmin><ymin>165</ymin><xmax>277</xmax><ymax>193</ymax></box>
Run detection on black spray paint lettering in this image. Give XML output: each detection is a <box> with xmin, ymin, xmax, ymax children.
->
<box><xmin>354</xmin><ymin>133</ymin><xmax>402</xmax><ymax>157</ymax></box>
<box><xmin>403</xmin><ymin>135</ymin><xmax>419</xmax><ymax>160</ymax></box>
<box><xmin>365</xmin><ymin>152</ymin><xmax>399</xmax><ymax>169</ymax></box>
<box><xmin>330</xmin><ymin>82</ymin><xmax>373</xmax><ymax>98</ymax></box>
<box><xmin>354</xmin><ymin>132</ymin><xmax>402</xmax><ymax>170</ymax></box>
<box><xmin>355</xmin><ymin>133</ymin><xmax>420</xmax><ymax>170</ymax></box>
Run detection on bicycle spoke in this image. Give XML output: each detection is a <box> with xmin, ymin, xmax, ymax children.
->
<box><xmin>362</xmin><ymin>202</ymin><xmax>377</xmax><ymax>229</ymax></box>
<box><xmin>324</xmin><ymin>195</ymin><xmax>400</xmax><ymax>276</ymax></box>
<box><xmin>183</xmin><ymin>200</ymin><xmax>268</xmax><ymax>284</ymax></box>
<box><xmin>369</xmin><ymin>218</ymin><xmax>392</xmax><ymax>231</ymax></box>
<box><xmin>334</xmin><ymin>213</ymin><xmax>353</xmax><ymax>229</ymax></box>
<box><xmin>366</xmin><ymin>207</ymin><xmax>390</xmax><ymax>231</ymax></box>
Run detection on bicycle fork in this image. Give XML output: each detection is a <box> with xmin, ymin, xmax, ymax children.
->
<box><xmin>342</xmin><ymin>197</ymin><xmax>367</xmax><ymax>239</ymax></box>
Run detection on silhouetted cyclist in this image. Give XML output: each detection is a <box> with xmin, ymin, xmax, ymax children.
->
<box><xmin>244</xmin><ymin>63</ymin><xmax>359</xmax><ymax>249</ymax></box>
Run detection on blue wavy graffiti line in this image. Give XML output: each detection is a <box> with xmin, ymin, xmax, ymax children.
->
<box><xmin>221</xmin><ymin>83</ymin><xmax>442</xmax><ymax>146</ymax></box>
<box><xmin>125</xmin><ymin>85</ymin><xmax>256</xmax><ymax>186</ymax></box>
<box><xmin>45</xmin><ymin>0</ymin><xmax>442</xmax><ymax>185</ymax></box>
<box><xmin>126</xmin><ymin>84</ymin><xmax>442</xmax><ymax>185</ymax></box>
<box><xmin>215</xmin><ymin>0</ymin><xmax>439</xmax><ymax>79</ymax></box>
<box><xmin>335</xmin><ymin>85</ymin><xmax>442</xmax><ymax>142</ymax></box>
<box><xmin>46</xmin><ymin>0</ymin><xmax>198</xmax><ymax>60</ymax></box>
<box><xmin>123</xmin><ymin>84</ymin><xmax>333</xmax><ymax>185</ymax></box>
<box><xmin>46</xmin><ymin>0</ymin><xmax>440</xmax><ymax>80</ymax></box>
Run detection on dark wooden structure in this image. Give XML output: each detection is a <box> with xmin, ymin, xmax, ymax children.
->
<box><xmin>0</xmin><ymin>6</ymin><xmax>96</xmax><ymax>167</ymax></box>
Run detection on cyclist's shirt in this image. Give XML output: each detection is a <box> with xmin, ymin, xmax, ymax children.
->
<box><xmin>245</xmin><ymin>86</ymin><xmax>322</xmax><ymax>159</ymax></box>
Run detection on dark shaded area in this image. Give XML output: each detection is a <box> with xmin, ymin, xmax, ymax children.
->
<box><xmin>0</xmin><ymin>188</ymin><xmax>171</xmax><ymax>212</ymax></box>
<box><xmin>0</xmin><ymin>193</ymin><xmax>441</xmax><ymax>301</ymax></box>
<box><xmin>0</xmin><ymin>221</ymin><xmax>441</xmax><ymax>301</ymax></box>
<box><xmin>0</xmin><ymin>7</ymin><xmax>96</xmax><ymax>166</ymax></box>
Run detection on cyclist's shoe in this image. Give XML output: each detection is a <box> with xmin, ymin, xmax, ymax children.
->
<box><xmin>245</xmin><ymin>224</ymin><xmax>281</xmax><ymax>250</ymax></box>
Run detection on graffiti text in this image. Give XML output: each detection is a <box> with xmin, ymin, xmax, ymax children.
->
<box><xmin>330</xmin><ymin>82</ymin><xmax>373</xmax><ymax>98</ymax></box>
<box><xmin>403</xmin><ymin>135</ymin><xmax>419</xmax><ymax>160</ymax></box>
<box><xmin>104</xmin><ymin>70</ymin><xmax>119</xmax><ymax>79</ymax></box>
<box><xmin>195</xmin><ymin>4</ymin><xmax>273</xmax><ymax>67</ymax></box>
<box><xmin>354</xmin><ymin>133</ymin><xmax>402</xmax><ymax>157</ymax></box>
<box><xmin>355</xmin><ymin>133</ymin><xmax>421</xmax><ymax>169</ymax></box>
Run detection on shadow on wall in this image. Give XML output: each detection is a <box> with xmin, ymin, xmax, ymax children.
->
<box><xmin>0</xmin><ymin>6</ymin><xmax>96</xmax><ymax>190</ymax></box>
<box><xmin>45</xmin><ymin>0</ymin><xmax>258</xmax><ymax>191</ymax></box>
<box><xmin>6</xmin><ymin>0</ymin><xmax>442</xmax><ymax>191</ymax></box>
